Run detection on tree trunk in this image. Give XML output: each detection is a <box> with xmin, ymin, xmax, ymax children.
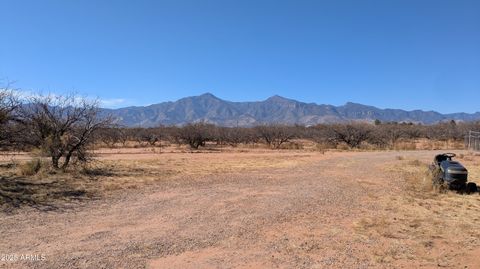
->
<box><xmin>51</xmin><ymin>155</ymin><xmax>60</xmax><ymax>169</ymax></box>
<box><xmin>62</xmin><ymin>151</ymin><xmax>74</xmax><ymax>169</ymax></box>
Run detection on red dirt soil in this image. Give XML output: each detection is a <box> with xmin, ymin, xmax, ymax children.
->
<box><xmin>1</xmin><ymin>150</ymin><xmax>479</xmax><ymax>268</ymax></box>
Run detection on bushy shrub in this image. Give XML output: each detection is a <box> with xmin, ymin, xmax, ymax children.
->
<box><xmin>19</xmin><ymin>159</ymin><xmax>42</xmax><ymax>176</ymax></box>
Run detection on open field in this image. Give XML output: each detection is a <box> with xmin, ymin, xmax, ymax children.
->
<box><xmin>1</xmin><ymin>149</ymin><xmax>480</xmax><ymax>268</ymax></box>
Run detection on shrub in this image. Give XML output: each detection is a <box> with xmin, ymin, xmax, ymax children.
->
<box><xmin>408</xmin><ymin>159</ymin><xmax>423</xmax><ymax>166</ymax></box>
<box><xmin>19</xmin><ymin>159</ymin><xmax>42</xmax><ymax>176</ymax></box>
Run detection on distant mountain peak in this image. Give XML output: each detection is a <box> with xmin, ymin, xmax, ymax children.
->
<box><xmin>104</xmin><ymin>94</ymin><xmax>480</xmax><ymax>127</ymax></box>
<box><xmin>199</xmin><ymin>92</ymin><xmax>216</xmax><ymax>97</ymax></box>
<box><xmin>266</xmin><ymin>95</ymin><xmax>295</xmax><ymax>103</ymax></box>
<box><xmin>197</xmin><ymin>92</ymin><xmax>221</xmax><ymax>99</ymax></box>
<box><xmin>343</xmin><ymin>102</ymin><xmax>372</xmax><ymax>108</ymax></box>
<box><xmin>345</xmin><ymin>101</ymin><xmax>373</xmax><ymax>106</ymax></box>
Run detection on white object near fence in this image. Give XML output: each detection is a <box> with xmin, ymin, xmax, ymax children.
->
<box><xmin>466</xmin><ymin>131</ymin><xmax>480</xmax><ymax>151</ymax></box>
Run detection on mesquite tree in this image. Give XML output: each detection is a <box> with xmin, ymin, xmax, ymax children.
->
<box><xmin>0</xmin><ymin>87</ymin><xmax>20</xmax><ymax>148</ymax></box>
<box><xmin>18</xmin><ymin>94</ymin><xmax>111</xmax><ymax>169</ymax></box>
<box><xmin>175</xmin><ymin>123</ymin><xmax>214</xmax><ymax>149</ymax></box>
<box><xmin>331</xmin><ymin>123</ymin><xmax>373</xmax><ymax>148</ymax></box>
<box><xmin>255</xmin><ymin>124</ymin><xmax>296</xmax><ymax>149</ymax></box>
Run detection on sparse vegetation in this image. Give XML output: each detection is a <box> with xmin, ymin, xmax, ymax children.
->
<box><xmin>3</xmin><ymin>88</ymin><xmax>480</xmax><ymax>268</ymax></box>
<box><xmin>18</xmin><ymin>158</ymin><xmax>42</xmax><ymax>176</ymax></box>
<box><xmin>354</xmin><ymin>153</ymin><xmax>480</xmax><ymax>267</ymax></box>
<box><xmin>254</xmin><ymin>124</ymin><xmax>297</xmax><ymax>149</ymax></box>
<box><xmin>15</xmin><ymin>94</ymin><xmax>112</xmax><ymax>169</ymax></box>
<box><xmin>0</xmin><ymin>86</ymin><xmax>21</xmax><ymax>149</ymax></box>
<box><xmin>80</xmin><ymin>120</ymin><xmax>480</xmax><ymax>151</ymax></box>
<box><xmin>173</xmin><ymin>123</ymin><xmax>215</xmax><ymax>149</ymax></box>
<box><xmin>4</xmin><ymin>87</ymin><xmax>479</xmax><ymax>153</ymax></box>
<box><xmin>330</xmin><ymin>122</ymin><xmax>373</xmax><ymax>148</ymax></box>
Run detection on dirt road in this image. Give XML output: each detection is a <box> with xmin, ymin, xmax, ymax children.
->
<box><xmin>1</xmin><ymin>151</ymin><xmax>479</xmax><ymax>268</ymax></box>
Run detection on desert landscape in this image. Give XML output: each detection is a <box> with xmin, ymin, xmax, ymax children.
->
<box><xmin>2</xmin><ymin>1</ymin><xmax>480</xmax><ymax>268</ymax></box>
<box><xmin>1</xmin><ymin>85</ymin><xmax>480</xmax><ymax>269</ymax></box>
<box><xmin>1</xmin><ymin>146</ymin><xmax>480</xmax><ymax>268</ymax></box>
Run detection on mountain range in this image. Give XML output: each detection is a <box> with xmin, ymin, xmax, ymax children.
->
<box><xmin>103</xmin><ymin>93</ymin><xmax>480</xmax><ymax>127</ymax></box>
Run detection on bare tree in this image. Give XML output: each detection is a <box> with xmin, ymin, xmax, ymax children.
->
<box><xmin>331</xmin><ymin>122</ymin><xmax>372</xmax><ymax>148</ymax></box>
<box><xmin>97</xmin><ymin>127</ymin><xmax>126</xmax><ymax>148</ymax></box>
<box><xmin>0</xmin><ymin>87</ymin><xmax>20</xmax><ymax>149</ymax></box>
<box><xmin>369</xmin><ymin>123</ymin><xmax>406</xmax><ymax>149</ymax></box>
<box><xmin>175</xmin><ymin>123</ymin><xmax>214</xmax><ymax>149</ymax></box>
<box><xmin>255</xmin><ymin>124</ymin><xmax>296</xmax><ymax>149</ymax></box>
<box><xmin>403</xmin><ymin>124</ymin><xmax>423</xmax><ymax>140</ymax></box>
<box><xmin>307</xmin><ymin>125</ymin><xmax>338</xmax><ymax>147</ymax></box>
<box><xmin>117</xmin><ymin>128</ymin><xmax>128</xmax><ymax>147</ymax></box>
<box><xmin>214</xmin><ymin>126</ymin><xmax>253</xmax><ymax>147</ymax></box>
<box><xmin>145</xmin><ymin>127</ymin><xmax>164</xmax><ymax>147</ymax></box>
<box><xmin>18</xmin><ymin>94</ymin><xmax>112</xmax><ymax>169</ymax></box>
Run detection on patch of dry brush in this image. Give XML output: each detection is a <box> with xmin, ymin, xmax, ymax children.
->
<box><xmin>0</xmin><ymin>152</ymin><xmax>312</xmax><ymax>212</ymax></box>
<box><xmin>355</xmin><ymin>154</ymin><xmax>480</xmax><ymax>267</ymax></box>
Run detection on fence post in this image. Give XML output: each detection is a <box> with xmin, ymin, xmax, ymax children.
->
<box><xmin>468</xmin><ymin>131</ymin><xmax>471</xmax><ymax>150</ymax></box>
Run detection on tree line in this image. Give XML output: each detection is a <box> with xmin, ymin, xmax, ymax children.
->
<box><xmin>2</xmin><ymin>88</ymin><xmax>479</xmax><ymax>170</ymax></box>
<box><xmin>96</xmin><ymin>119</ymin><xmax>477</xmax><ymax>150</ymax></box>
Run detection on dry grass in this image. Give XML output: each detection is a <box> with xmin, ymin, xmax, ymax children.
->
<box><xmin>2</xmin><ymin>150</ymin><xmax>480</xmax><ymax>268</ymax></box>
<box><xmin>94</xmin><ymin>153</ymin><xmax>313</xmax><ymax>191</ymax></box>
<box><xmin>415</xmin><ymin>138</ymin><xmax>465</xmax><ymax>150</ymax></box>
<box><xmin>355</xmin><ymin>153</ymin><xmax>480</xmax><ymax>267</ymax></box>
<box><xmin>0</xmin><ymin>151</ymin><xmax>313</xmax><ymax>211</ymax></box>
<box><xmin>18</xmin><ymin>158</ymin><xmax>43</xmax><ymax>176</ymax></box>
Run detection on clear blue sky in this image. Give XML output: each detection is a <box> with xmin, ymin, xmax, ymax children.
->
<box><xmin>0</xmin><ymin>0</ymin><xmax>479</xmax><ymax>113</ymax></box>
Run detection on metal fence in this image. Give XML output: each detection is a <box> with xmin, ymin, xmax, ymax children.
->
<box><xmin>465</xmin><ymin>131</ymin><xmax>480</xmax><ymax>151</ymax></box>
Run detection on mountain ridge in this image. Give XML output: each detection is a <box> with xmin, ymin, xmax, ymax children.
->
<box><xmin>103</xmin><ymin>93</ymin><xmax>480</xmax><ymax>127</ymax></box>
